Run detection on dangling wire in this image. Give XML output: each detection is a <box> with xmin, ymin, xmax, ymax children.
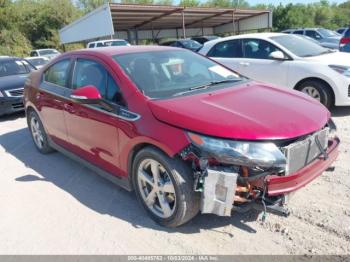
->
<box><xmin>261</xmin><ymin>179</ymin><xmax>268</xmax><ymax>222</ymax></box>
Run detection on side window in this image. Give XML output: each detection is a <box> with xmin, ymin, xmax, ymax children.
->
<box><xmin>72</xmin><ymin>59</ymin><xmax>107</xmax><ymax>97</ymax></box>
<box><xmin>293</xmin><ymin>30</ymin><xmax>304</xmax><ymax>35</ymax></box>
<box><xmin>31</xmin><ymin>51</ymin><xmax>38</xmax><ymax>57</ymax></box>
<box><xmin>243</xmin><ymin>39</ymin><xmax>281</xmax><ymax>60</ymax></box>
<box><xmin>73</xmin><ymin>59</ymin><xmax>125</xmax><ymax>105</ymax></box>
<box><xmin>44</xmin><ymin>59</ymin><xmax>71</xmax><ymax>87</ymax></box>
<box><xmin>96</xmin><ymin>42</ymin><xmax>104</xmax><ymax>47</ymax></box>
<box><xmin>306</xmin><ymin>30</ymin><xmax>322</xmax><ymax>40</ymax></box>
<box><xmin>87</xmin><ymin>43</ymin><xmax>94</xmax><ymax>48</ymax></box>
<box><xmin>106</xmin><ymin>74</ymin><xmax>125</xmax><ymax>106</ymax></box>
<box><xmin>208</xmin><ymin>40</ymin><xmax>242</xmax><ymax>58</ymax></box>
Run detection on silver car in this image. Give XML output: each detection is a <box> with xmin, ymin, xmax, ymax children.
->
<box><xmin>281</xmin><ymin>28</ymin><xmax>341</xmax><ymax>49</ymax></box>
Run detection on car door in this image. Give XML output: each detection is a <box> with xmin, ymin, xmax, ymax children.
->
<box><xmin>63</xmin><ymin>57</ymin><xmax>127</xmax><ymax>176</ymax></box>
<box><xmin>207</xmin><ymin>39</ymin><xmax>243</xmax><ymax>73</ymax></box>
<box><xmin>38</xmin><ymin>59</ymin><xmax>72</xmax><ymax>147</ymax></box>
<box><xmin>236</xmin><ymin>38</ymin><xmax>290</xmax><ymax>87</ymax></box>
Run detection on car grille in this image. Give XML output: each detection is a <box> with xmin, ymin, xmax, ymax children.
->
<box><xmin>12</xmin><ymin>102</ymin><xmax>24</xmax><ymax>109</ymax></box>
<box><xmin>282</xmin><ymin>128</ymin><xmax>329</xmax><ymax>175</ymax></box>
<box><xmin>5</xmin><ymin>87</ymin><xmax>24</xmax><ymax>98</ymax></box>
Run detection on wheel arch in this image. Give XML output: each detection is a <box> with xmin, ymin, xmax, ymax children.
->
<box><xmin>126</xmin><ymin>142</ymin><xmax>176</xmax><ymax>190</ymax></box>
<box><xmin>294</xmin><ymin>77</ymin><xmax>335</xmax><ymax>104</ymax></box>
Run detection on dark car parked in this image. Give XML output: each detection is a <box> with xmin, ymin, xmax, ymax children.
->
<box><xmin>160</xmin><ymin>39</ymin><xmax>203</xmax><ymax>52</ymax></box>
<box><xmin>191</xmin><ymin>35</ymin><xmax>220</xmax><ymax>44</ymax></box>
<box><xmin>0</xmin><ymin>57</ymin><xmax>35</xmax><ymax>116</ymax></box>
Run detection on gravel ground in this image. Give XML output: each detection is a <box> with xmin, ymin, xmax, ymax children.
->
<box><xmin>0</xmin><ymin>109</ymin><xmax>349</xmax><ymax>255</ymax></box>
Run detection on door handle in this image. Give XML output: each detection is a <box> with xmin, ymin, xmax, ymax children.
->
<box><xmin>239</xmin><ymin>62</ymin><xmax>250</xmax><ymax>67</ymax></box>
<box><xmin>64</xmin><ymin>103</ymin><xmax>76</xmax><ymax>114</ymax></box>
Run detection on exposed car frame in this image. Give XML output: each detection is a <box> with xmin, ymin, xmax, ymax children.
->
<box><xmin>24</xmin><ymin>46</ymin><xmax>339</xmax><ymax>227</ymax></box>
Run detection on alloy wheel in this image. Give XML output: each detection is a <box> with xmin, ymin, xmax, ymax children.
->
<box><xmin>301</xmin><ymin>86</ymin><xmax>321</xmax><ymax>101</ymax></box>
<box><xmin>137</xmin><ymin>159</ymin><xmax>176</xmax><ymax>218</ymax></box>
<box><xmin>30</xmin><ymin>116</ymin><xmax>44</xmax><ymax>149</ymax></box>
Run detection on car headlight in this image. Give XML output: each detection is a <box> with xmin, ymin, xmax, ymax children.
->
<box><xmin>329</xmin><ymin>65</ymin><xmax>350</xmax><ymax>77</ymax></box>
<box><xmin>187</xmin><ymin>132</ymin><xmax>286</xmax><ymax>169</ymax></box>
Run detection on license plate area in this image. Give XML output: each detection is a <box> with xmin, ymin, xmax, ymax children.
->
<box><xmin>283</xmin><ymin>128</ymin><xmax>329</xmax><ymax>175</ymax></box>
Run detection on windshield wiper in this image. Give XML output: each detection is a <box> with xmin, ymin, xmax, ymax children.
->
<box><xmin>173</xmin><ymin>79</ymin><xmax>241</xmax><ymax>96</ymax></box>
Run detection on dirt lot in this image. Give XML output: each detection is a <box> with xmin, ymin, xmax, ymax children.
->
<box><xmin>0</xmin><ymin>109</ymin><xmax>349</xmax><ymax>255</ymax></box>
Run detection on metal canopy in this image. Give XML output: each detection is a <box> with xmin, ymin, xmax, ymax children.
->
<box><xmin>59</xmin><ymin>3</ymin><xmax>272</xmax><ymax>44</ymax></box>
<box><xmin>110</xmin><ymin>3</ymin><xmax>270</xmax><ymax>31</ymax></box>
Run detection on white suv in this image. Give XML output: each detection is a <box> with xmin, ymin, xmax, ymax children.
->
<box><xmin>87</xmin><ymin>39</ymin><xmax>130</xmax><ymax>48</ymax></box>
<box><xmin>199</xmin><ymin>33</ymin><xmax>350</xmax><ymax>108</ymax></box>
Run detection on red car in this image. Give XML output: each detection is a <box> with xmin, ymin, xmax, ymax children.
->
<box><xmin>24</xmin><ymin>46</ymin><xmax>339</xmax><ymax>227</ymax></box>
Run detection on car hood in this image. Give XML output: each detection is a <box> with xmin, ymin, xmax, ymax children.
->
<box><xmin>148</xmin><ymin>82</ymin><xmax>330</xmax><ymax>140</ymax></box>
<box><xmin>0</xmin><ymin>74</ymin><xmax>28</xmax><ymax>91</ymax></box>
<box><xmin>304</xmin><ymin>51</ymin><xmax>350</xmax><ymax>66</ymax></box>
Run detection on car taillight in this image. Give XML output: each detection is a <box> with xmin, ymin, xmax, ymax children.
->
<box><xmin>340</xmin><ymin>37</ymin><xmax>350</xmax><ymax>47</ymax></box>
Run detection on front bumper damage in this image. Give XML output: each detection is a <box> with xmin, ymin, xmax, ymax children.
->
<box><xmin>183</xmin><ymin>135</ymin><xmax>340</xmax><ymax>218</ymax></box>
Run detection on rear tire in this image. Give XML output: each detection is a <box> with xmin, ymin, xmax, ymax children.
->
<box><xmin>132</xmin><ymin>146</ymin><xmax>200</xmax><ymax>227</ymax></box>
<box><xmin>27</xmin><ymin>110</ymin><xmax>54</xmax><ymax>154</ymax></box>
<box><xmin>297</xmin><ymin>80</ymin><xmax>333</xmax><ymax>109</ymax></box>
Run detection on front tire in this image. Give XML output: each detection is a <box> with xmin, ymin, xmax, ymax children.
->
<box><xmin>27</xmin><ymin>110</ymin><xmax>54</xmax><ymax>154</ymax></box>
<box><xmin>132</xmin><ymin>147</ymin><xmax>200</xmax><ymax>227</ymax></box>
<box><xmin>297</xmin><ymin>80</ymin><xmax>333</xmax><ymax>109</ymax></box>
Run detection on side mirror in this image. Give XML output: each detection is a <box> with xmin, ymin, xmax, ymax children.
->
<box><xmin>269</xmin><ymin>51</ymin><xmax>287</xmax><ymax>61</ymax></box>
<box><xmin>70</xmin><ymin>85</ymin><xmax>102</xmax><ymax>100</ymax></box>
<box><xmin>70</xmin><ymin>85</ymin><xmax>114</xmax><ymax>112</ymax></box>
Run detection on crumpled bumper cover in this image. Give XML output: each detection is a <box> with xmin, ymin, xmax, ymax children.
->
<box><xmin>266</xmin><ymin>137</ymin><xmax>340</xmax><ymax>196</ymax></box>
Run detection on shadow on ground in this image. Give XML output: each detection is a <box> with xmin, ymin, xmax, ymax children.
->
<box><xmin>0</xmin><ymin>127</ymin><xmax>259</xmax><ymax>236</ymax></box>
<box><xmin>0</xmin><ymin>112</ymin><xmax>25</xmax><ymax>122</ymax></box>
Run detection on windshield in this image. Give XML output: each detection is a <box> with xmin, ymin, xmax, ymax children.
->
<box><xmin>181</xmin><ymin>40</ymin><xmax>202</xmax><ymax>49</ymax></box>
<box><xmin>318</xmin><ymin>29</ymin><xmax>340</xmax><ymax>37</ymax></box>
<box><xmin>0</xmin><ymin>59</ymin><xmax>29</xmax><ymax>77</ymax></box>
<box><xmin>28</xmin><ymin>58</ymin><xmax>48</xmax><ymax>66</ymax></box>
<box><xmin>271</xmin><ymin>35</ymin><xmax>329</xmax><ymax>57</ymax></box>
<box><xmin>39</xmin><ymin>49</ymin><xmax>59</xmax><ymax>56</ymax></box>
<box><xmin>114</xmin><ymin>50</ymin><xmax>243</xmax><ymax>99</ymax></box>
<box><xmin>105</xmin><ymin>40</ymin><xmax>129</xmax><ymax>46</ymax></box>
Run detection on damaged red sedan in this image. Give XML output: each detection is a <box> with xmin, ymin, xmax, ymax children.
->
<box><xmin>24</xmin><ymin>46</ymin><xmax>339</xmax><ymax>227</ymax></box>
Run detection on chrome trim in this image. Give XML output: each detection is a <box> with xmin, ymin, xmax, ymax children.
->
<box><xmin>70</xmin><ymin>94</ymin><xmax>87</xmax><ymax>100</ymax></box>
<box><xmin>4</xmin><ymin>87</ymin><xmax>24</xmax><ymax>98</ymax></box>
<box><xmin>85</xmin><ymin>104</ymin><xmax>141</xmax><ymax>122</ymax></box>
<box><xmin>39</xmin><ymin>88</ymin><xmax>141</xmax><ymax>122</ymax></box>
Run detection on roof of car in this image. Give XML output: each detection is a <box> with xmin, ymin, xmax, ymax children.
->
<box><xmin>204</xmin><ymin>32</ymin><xmax>286</xmax><ymax>43</ymax></box>
<box><xmin>0</xmin><ymin>56</ymin><xmax>21</xmax><ymax>61</ymax></box>
<box><xmin>88</xmin><ymin>39</ymin><xmax>127</xmax><ymax>44</ymax></box>
<box><xmin>64</xmin><ymin>45</ymin><xmax>182</xmax><ymax>57</ymax></box>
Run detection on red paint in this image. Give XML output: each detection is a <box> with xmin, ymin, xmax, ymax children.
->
<box><xmin>72</xmin><ymin>85</ymin><xmax>102</xmax><ymax>99</ymax></box>
<box><xmin>25</xmin><ymin>46</ymin><xmax>337</xmax><ymax>198</ymax></box>
<box><xmin>267</xmin><ymin>138</ymin><xmax>340</xmax><ymax>196</ymax></box>
<box><xmin>149</xmin><ymin>82</ymin><xmax>330</xmax><ymax>140</ymax></box>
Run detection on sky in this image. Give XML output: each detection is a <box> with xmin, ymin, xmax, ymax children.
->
<box><xmin>247</xmin><ymin>0</ymin><xmax>346</xmax><ymax>5</ymax></box>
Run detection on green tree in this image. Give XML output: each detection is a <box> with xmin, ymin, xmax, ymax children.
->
<box><xmin>179</xmin><ymin>0</ymin><xmax>200</xmax><ymax>7</ymax></box>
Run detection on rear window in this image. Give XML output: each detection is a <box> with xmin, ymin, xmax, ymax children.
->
<box><xmin>44</xmin><ymin>59</ymin><xmax>71</xmax><ymax>87</ymax></box>
<box><xmin>105</xmin><ymin>40</ymin><xmax>129</xmax><ymax>46</ymax></box>
<box><xmin>293</xmin><ymin>30</ymin><xmax>304</xmax><ymax>35</ymax></box>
